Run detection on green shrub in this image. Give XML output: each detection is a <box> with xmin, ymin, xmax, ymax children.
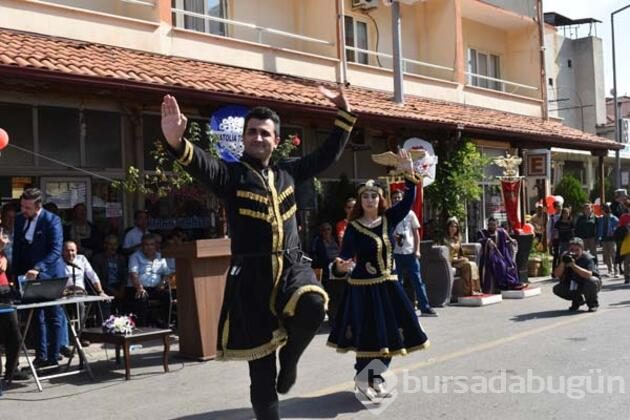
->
<box><xmin>554</xmin><ymin>175</ymin><xmax>588</xmax><ymax>213</ymax></box>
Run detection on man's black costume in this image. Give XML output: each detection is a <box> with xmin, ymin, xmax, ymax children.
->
<box><xmin>171</xmin><ymin>109</ymin><xmax>356</xmax><ymax>418</ymax></box>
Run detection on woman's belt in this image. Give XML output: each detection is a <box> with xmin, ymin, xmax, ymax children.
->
<box><xmin>348</xmin><ymin>273</ymin><xmax>398</xmax><ymax>286</ymax></box>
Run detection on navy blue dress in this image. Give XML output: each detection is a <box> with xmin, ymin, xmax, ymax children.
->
<box><xmin>327</xmin><ymin>178</ymin><xmax>430</xmax><ymax>358</ymax></box>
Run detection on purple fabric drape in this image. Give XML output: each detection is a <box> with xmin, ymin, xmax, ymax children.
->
<box><xmin>478</xmin><ymin>228</ymin><xmax>521</xmax><ymax>293</ymax></box>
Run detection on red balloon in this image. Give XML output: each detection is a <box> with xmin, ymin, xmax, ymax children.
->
<box><xmin>0</xmin><ymin>128</ymin><xmax>9</xmax><ymax>150</ymax></box>
<box><xmin>545</xmin><ymin>195</ymin><xmax>556</xmax><ymax>215</ymax></box>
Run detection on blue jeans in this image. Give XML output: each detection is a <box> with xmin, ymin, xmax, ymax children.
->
<box><xmin>59</xmin><ymin>311</ymin><xmax>69</xmax><ymax>347</ymax></box>
<box><xmin>36</xmin><ymin>305</ymin><xmax>64</xmax><ymax>362</ymax></box>
<box><xmin>394</xmin><ymin>253</ymin><xmax>431</xmax><ymax>312</ymax></box>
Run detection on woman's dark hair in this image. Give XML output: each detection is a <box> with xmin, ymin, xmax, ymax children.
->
<box><xmin>349</xmin><ymin>191</ymin><xmax>387</xmax><ymax>221</ymax></box>
<box><xmin>446</xmin><ymin>219</ymin><xmax>461</xmax><ymax>241</ymax></box>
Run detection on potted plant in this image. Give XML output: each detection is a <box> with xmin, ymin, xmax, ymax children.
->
<box><xmin>527</xmin><ymin>238</ymin><xmax>546</xmax><ymax>277</ymax></box>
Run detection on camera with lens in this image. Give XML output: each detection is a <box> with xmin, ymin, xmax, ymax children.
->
<box><xmin>562</xmin><ymin>252</ymin><xmax>577</xmax><ymax>264</ymax></box>
<box><xmin>395</xmin><ymin>232</ymin><xmax>406</xmax><ymax>247</ymax></box>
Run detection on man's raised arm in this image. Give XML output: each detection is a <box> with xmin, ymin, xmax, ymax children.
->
<box><xmin>160</xmin><ymin>95</ymin><xmax>231</xmax><ymax>196</ymax></box>
<box><xmin>281</xmin><ymin>86</ymin><xmax>357</xmax><ymax>183</ymax></box>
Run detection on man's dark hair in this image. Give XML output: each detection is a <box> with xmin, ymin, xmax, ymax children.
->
<box><xmin>488</xmin><ymin>217</ymin><xmax>498</xmax><ymax>223</ymax></box>
<box><xmin>134</xmin><ymin>210</ymin><xmax>148</xmax><ymax>220</ymax></box>
<box><xmin>21</xmin><ymin>188</ymin><xmax>43</xmax><ymax>205</ymax></box>
<box><xmin>244</xmin><ymin>106</ymin><xmax>281</xmax><ymax>136</ymax></box>
<box><xmin>141</xmin><ymin>233</ymin><xmax>157</xmax><ymax>244</ymax></box>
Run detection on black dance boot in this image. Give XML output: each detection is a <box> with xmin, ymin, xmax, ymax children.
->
<box><xmin>252</xmin><ymin>400</ymin><xmax>280</xmax><ymax>420</ymax></box>
<box><xmin>276</xmin><ymin>293</ymin><xmax>325</xmax><ymax>394</ymax></box>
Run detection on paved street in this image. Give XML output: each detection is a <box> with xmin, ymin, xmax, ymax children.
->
<box><xmin>3</xmin><ymin>275</ymin><xmax>630</xmax><ymax>420</ymax></box>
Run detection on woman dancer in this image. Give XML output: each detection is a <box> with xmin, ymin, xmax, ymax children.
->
<box><xmin>327</xmin><ymin>151</ymin><xmax>429</xmax><ymax>401</ymax></box>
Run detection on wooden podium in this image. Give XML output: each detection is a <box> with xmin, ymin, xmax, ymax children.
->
<box><xmin>163</xmin><ymin>238</ymin><xmax>230</xmax><ymax>360</ymax></box>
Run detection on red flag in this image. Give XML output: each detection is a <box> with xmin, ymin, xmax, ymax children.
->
<box><xmin>500</xmin><ymin>179</ymin><xmax>522</xmax><ymax>229</ymax></box>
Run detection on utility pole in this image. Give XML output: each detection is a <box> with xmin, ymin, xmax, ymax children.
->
<box><xmin>392</xmin><ymin>0</ymin><xmax>404</xmax><ymax>103</ymax></box>
<box><xmin>612</xmin><ymin>4</ymin><xmax>630</xmax><ymax>188</ymax></box>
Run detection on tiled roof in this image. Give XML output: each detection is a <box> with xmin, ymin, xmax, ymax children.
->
<box><xmin>0</xmin><ymin>28</ymin><xmax>620</xmax><ymax>150</ymax></box>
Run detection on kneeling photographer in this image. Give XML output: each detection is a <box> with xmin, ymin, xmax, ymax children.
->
<box><xmin>552</xmin><ymin>237</ymin><xmax>601</xmax><ymax>312</ymax></box>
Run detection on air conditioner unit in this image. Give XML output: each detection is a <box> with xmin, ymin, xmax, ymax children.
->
<box><xmin>352</xmin><ymin>0</ymin><xmax>378</xmax><ymax>10</ymax></box>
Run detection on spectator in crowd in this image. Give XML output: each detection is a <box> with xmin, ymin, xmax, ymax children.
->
<box><xmin>122</xmin><ymin>210</ymin><xmax>149</xmax><ymax>256</ymax></box>
<box><xmin>611</xmin><ymin>189</ymin><xmax>627</xmax><ymax>218</ymax></box>
<box><xmin>391</xmin><ymin>189</ymin><xmax>436</xmax><ymax>316</ymax></box>
<box><xmin>62</xmin><ymin>240</ymin><xmax>106</xmax><ymax>295</ymax></box>
<box><xmin>310</xmin><ymin>222</ymin><xmax>342</xmax><ymax>323</ymax></box>
<box><xmin>64</xmin><ymin>203</ymin><xmax>101</xmax><ymax>258</ymax></box>
<box><xmin>127</xmin><ymin>233</ymin><xmax>172</xmax><ymax>327</ymax></box>
<box><xmin>442</xmin><ymin>217</ymin><xmax>481</xmax><ymax>298</ymax></box>
<box><xmin>548</xmin><ymin>200</ymin><xmax>563</xmax><ymax>268</ymax></box>
<box><xmin>335</xmin><ymin>198</ymin><xmax>356</xmax><ymax>246</ymax></box>
<box><xmin>42</xmin><ymin>202</ymin><xmax>59</xmax><ymax>216</ymax></box>
<box><xmin>1</xmin><ymin>203</ymin><xmax>16</xmax><ymax>272</ymax></box>
<box><xmin>92</xmin><ymin>235</ymin><xmax>127</xmax><ymax>316</ymax></box>
<box><xmin>555</xmin><ymin>207</ymin><xmax>575</xmax><ymax>265</ymax></box>
<box><xmin>530</xmin><ymin>204</ymin><xmax>545</xmax><ymax>243</ymax></box>
<box><xmin>574</xmin><ymin>202</ymin><xmax>598</xmax><ymax>263</ymax></box>
<box><xmin>616</xmin><ymin>201</ymin><xmax>630</xmax><ymax>284</ymax></box>
<box><xmin>553</xmin><ymin>237</ymin><xmax>601</xmax><ymax>312</ymax></box>
<box><xmin>598</xmin><ymin>203</ymin><xmax>619</xmax><ymax>277</ymax></box>
<box><xmin>0</xmin><ymin>227</ymin><xmax>29</xmax><ymax>382</ymax></box>
<box><xmin>61</xmin><ymin>240</ymin><xmax>108</xmax><ymax>349</ymax></box>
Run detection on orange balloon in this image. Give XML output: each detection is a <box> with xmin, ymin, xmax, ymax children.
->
<box><xmin>0</xmin><ymin>128</ymin><xmax>9</xmax><ymax>150</ymax></box>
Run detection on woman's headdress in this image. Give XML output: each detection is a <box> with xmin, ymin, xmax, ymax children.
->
<box><xmin>357</xmin><ymin>179</ymin><xmax>384</xmax><ymax>196</ymax></box>
<box><xmin>446</xmin><ymin>216</ymin><xmax>459</xmax><ymax>225</ymax></box>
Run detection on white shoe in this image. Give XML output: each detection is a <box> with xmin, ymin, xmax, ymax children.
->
<box><xmin>372</xmin><ymin>381</ymin><xmax>394</xmax><ymax>399</ymax></box>
<box><xmin>355</xmin><ymin>381</ymin><xmax>379</xmax><ymax>404</ymax></box>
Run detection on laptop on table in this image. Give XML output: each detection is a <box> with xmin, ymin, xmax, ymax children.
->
<box><xmin>18</xmin><ymin>277</ymin><xmax>68</xmax><ymax>304</ymax></box>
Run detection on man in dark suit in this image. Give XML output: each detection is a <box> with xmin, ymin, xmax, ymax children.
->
<box><xmin>12</xmin><ymin>188</ymin><xmax>66</xmax><ymax>367</ymax></box>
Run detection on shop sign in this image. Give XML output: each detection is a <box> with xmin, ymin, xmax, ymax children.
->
<box><xmin>524</xmin><ymin>149</ymin><xmax>550</xmax><ymax>178</ymax></box>
<box><xmin>210</xmin><ymin>105</ymin><xmax>249</xmax><ymax>162</ymax></box>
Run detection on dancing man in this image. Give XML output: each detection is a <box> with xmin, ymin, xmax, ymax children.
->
<box><xmin>161</xmin><ymin>86</ymin><xmax>356</xmax><ymax>420</ymax></box>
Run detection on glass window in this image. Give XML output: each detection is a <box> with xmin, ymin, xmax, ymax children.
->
<box><xmin>356</xmin><ymin>21</ymin><xmax>368</xmax><ymax>65</ymax></box>
<box><xmin>38</xmin><ymin>106</ymin><xmax>80</xmax><ymax>168</ymax></box>
<box><xmin>173</xmin><ymin>0</ymin><xmax>226</xmax><ymax>36</ymax></box>
<box><xmin>84</xmin><ymin>110</ymin><xmax>122</xmax><ymax>168</ymax></box>
<box><xmin>345</xmin><ymin>16</ymin><xmax>368</xmax><ymax>65</ymax></box>
<box><xmin>468</xmin><ymin>48</ymin><xmax>502</xmax><ymax>92</ymax></box>
<box><xmin>143</xmin><ymin>114</ymin><xmax>164</xmax><ymax>171</ymax></box>
<box><xmin>41</xmin><ymin>178</ymin><xmax>90</xmax><ymax>224</ymax></box>
<box><xmin>0</xmin><ymin>176</ymin><xmax>35</xmax><ymax>204</ymax></box>
<box><xmin>92</xmin><ymin>180</ymin><xmax>124</xmax><ymax>239</ymax></box>
<box><xmin>0</xmin><ymin>103</ymin><xmax>34</xmax><ymax>166</ymax></box>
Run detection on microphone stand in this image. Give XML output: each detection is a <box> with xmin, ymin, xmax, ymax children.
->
<box><xmin>71</xmin><ymin>265</ymin><xmax>78</xmax><ymax>297</ymax></box>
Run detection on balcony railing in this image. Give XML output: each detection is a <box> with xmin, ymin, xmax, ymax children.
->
<box><xmin>120</xmin><ymin>0</ymin><xmax>155</xmax><ymax>6</ymax></box>
<box><xmin>171</xmin><ymin>8</ymin><xmax>334</xmax><ymax>47</ymax></box>
<box><xmin>344</xmin><ymin>46</ymin><xmax>455</xmax><ymax>81</ymax></box>
<box><xmin>465</xmin><ymin>72</ymin><xmax>538</xmax><ymax>97</ymax></box>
